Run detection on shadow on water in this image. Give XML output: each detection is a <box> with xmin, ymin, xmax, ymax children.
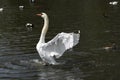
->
<box><xmin>0</xmin><ymin>0</ymin><xmax>120</xmax><ymax>80</ymax></box>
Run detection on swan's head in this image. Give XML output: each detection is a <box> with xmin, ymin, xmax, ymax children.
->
<box><xmin>36</xmin><ymin>12</ymin><xmax>47</xmax><ymax>18</ymax></box>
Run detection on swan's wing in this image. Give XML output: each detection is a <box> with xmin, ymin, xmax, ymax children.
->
<box><xmin>43</xmin><ymin>32</ymin><xmax>80</xmax><ymax>58</ymax></box>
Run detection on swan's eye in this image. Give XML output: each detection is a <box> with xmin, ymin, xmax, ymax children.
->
<box><xmin>41</xmin><ymin>13</ymin><xmax>43</xmax><ymax>15</ymax></box>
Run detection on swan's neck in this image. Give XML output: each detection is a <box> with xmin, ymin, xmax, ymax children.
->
<box><xmin>39</xmin><ymin>16</ymin><xmax>49</xmax><ymax>43</ymax></box>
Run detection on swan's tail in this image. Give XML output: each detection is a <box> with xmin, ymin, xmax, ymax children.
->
<box><xmin>73</xmin><ymin>31</ymin><xmax>80</xmax><ymax>47</ymax></box>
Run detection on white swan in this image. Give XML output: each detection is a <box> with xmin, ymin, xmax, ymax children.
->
<box><xmin>36</xmin><ymin>12</ymin><xmax>80</xmax><ymax>65</ymax></box>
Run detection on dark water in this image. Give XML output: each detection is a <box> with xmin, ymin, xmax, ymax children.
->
<box><xmin>0</xmin><ymin>0</ymin><xmax>120</xmax><ymax>80</ymax></box>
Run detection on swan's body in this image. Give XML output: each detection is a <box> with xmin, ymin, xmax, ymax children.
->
<box><xmin>36</xmin><ymin>13</ymin><xmax>80</xmax><ymax>65</ymax></box>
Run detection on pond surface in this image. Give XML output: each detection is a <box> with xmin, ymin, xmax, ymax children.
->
<box><xmin>0</xmin><ymin>0</ymin><xmax>120</xmax><ymax>80</ymax></box>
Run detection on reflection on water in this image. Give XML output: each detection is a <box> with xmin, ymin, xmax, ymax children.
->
<box><xmin>0</xmin><ymin>0</ymin><xmax>120</xmax><ymax>80</ymax></box>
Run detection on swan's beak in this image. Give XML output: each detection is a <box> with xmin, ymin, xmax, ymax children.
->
<box><xmin>36</xmin><ymin>13</ymin><xmax>42</xmax><ymax>16</ymax></box>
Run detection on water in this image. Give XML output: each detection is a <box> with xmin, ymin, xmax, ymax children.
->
<box><xmin>0</xmin><ymin>0</ymin><xmax>120</xmax><ymax>80</ymax></box>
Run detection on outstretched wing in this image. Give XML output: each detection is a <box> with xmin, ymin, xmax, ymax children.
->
<box><xmin>43</xmin><ymin>32</ymin><xmax>80</xmax><ymax>58</ymax></box>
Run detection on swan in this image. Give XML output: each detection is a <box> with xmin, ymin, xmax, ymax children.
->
<box><xmin>36</xmin><ymin>12</ymin><xmax>80</xmax><ymax>65</ymax></box>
